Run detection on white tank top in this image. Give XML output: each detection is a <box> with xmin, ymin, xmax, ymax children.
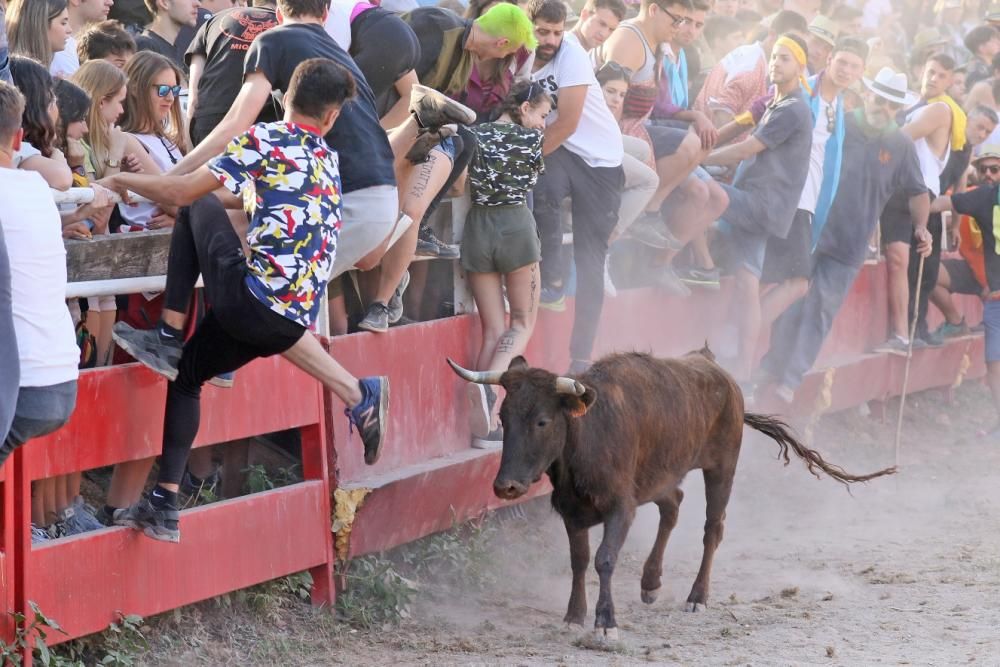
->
<box><xmin>118</xmin><ymin>133</ymin><xmax>182</xmax><ymax>229</ymax></box>
<box><xmin>907</xmin><ymin>105</ymin><xmax>950</xmax><ymax>196</ymax></box>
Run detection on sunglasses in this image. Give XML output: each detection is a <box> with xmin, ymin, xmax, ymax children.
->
<box><xmin>153</xmin><ymin>84</ymin><xmax>181</xmax><ymax>98</ymax></box>
<box><xmin>515</xmin><ymin>81</ymin><xmax>541</xmax><ymax>104</ymax></box>
<box><xmin>597</xmin><ymin>61</ymin><xmax>634</xmax><ymax>83</ymax></box>
<box><xmin>977</xmin><ymin>164</ymin><xmax>1000</xmax><ymax>175</ymax></box>
<box><xmin>871</xmin><ymin>95</ymin><xmax>903</xmax><ymax>112</ymax></box>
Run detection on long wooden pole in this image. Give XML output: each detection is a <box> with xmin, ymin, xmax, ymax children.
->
<box><xmin>894</xmin><ymin>253</ymin><xmax>926</xmax><ymax>468</ymax></box>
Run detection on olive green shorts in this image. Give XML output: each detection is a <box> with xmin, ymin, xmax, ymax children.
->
<box><xmin>460</xmin><ymin>204</ymin><xmax>541</xmax><ymax>274</ymax></box>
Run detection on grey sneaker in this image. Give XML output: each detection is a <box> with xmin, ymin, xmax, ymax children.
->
<box><xmin>112</xmin><ymin>322</ymin><xmax>182</xmax><ymax>381</ymax></box>
<box><xmin>409</xmin><ymin>84</ymin><xmax>476</xmax><ymax>128</ymax></box>
<box><xmin>387</xmin><ymin>271</ymin><xmax>411</xmax><ymax>325</ymax></box>
<box><xmin>472</xmin><ymin>426</ymin><xmax>503</xmax><ymax>450</ymax></box>
<box><xmin>114</xmin><ymin>494</ymin><xmax>180</xmax><ymax>543</ymax></box>
<box><xmin>655</xmin><ymin>264</ymin><xmax>692</xmax><ymax>297</ymax></box>
<box><xmin>358</xmin><ymin>302</ymin><xmax>391</xmax><ymax>333</ymax></box>
<box><xmin>67</xmin><ymin>497</ymin><xmax>105</xmax><ymax>532</ymax></box>
<box><xmin>933</xmin><ymin>318</ymin><xmax>969</xmax><ymax>339</ymax></box>
<box><xmin>628</xmin><ymin>219</ymin><xmax>672</xmax><ymax>249</ymax></box>
<box><xmin>416</xmin><ymin>225</ymin><xmax>460</xmax><ymax>259</ymax></box>
<box><xmin>467</xmin><ymin>383</ymin><xmax>496</xmax><ymax>439</ymax></box>
<box><xmin>873</xmin><ymin>335</ymin><xmax>924</xmax><ymax>355</ymax></box>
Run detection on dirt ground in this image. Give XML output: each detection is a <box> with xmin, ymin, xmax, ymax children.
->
<box><xmin>143</xmin><ymin>381</ymin><xmax>1000</xmax><ymax>666</ymax></box>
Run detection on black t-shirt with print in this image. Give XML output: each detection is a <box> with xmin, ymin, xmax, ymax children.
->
<box><xmin>244</xmin><ymin>23</ymin><xmax>395</xmax><ymax>194</ymax></box>
<box><xmin>186</xmin><ymin>6</ymin><xmax>279</xmax><ymax>121</ymax></box>
<box><xmin>135</xmin><ymin>30</ymin><xmax>187</xmax><ymax>72</ymax></box>
<box><xmin>951</xmin><ymin>184</ymin><xmax>1000</xmax><ymax>291</ymax></box>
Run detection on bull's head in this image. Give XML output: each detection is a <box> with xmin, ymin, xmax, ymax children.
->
<box><xmin>447</xmin><ymin>357</ymin><xmax>597</xmax><ymax>500</ymax></box>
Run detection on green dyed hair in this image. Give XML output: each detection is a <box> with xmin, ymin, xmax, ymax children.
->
<box><xmin>475</xmin><ymin>3</ymin><xmax>538</xmax><ymax>51</ymax></box>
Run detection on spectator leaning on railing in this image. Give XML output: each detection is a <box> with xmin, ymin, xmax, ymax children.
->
<box><xmin>0</xmin><ymin>80</ymin><xmax>79</xmax><ymax>480</ymax></box>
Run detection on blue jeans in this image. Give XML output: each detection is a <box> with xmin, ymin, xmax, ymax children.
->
<box><xmin>1</xmin><ymin>381</ymin><xmax>78</xmax><ymax>467</ymax></box>
<box><xmin>760</xmin><ymin>253</ymin><xmax>860</xmax><ymax>389</ymax></box>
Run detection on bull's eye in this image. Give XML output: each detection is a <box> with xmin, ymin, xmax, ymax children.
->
<box><xmin>536</xmin><ymin>418</ymin><xmax>550</xmax><ymax>428</ymax></box>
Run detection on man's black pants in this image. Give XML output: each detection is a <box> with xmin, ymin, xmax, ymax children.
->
<box><xmin>158</xmin><ymin>196</ymin><xmax>305</xmax><ymax>485</ymax></box>
<box><xmin>532</xmin><ymin>147</ymin><xmax>624</xmax><ymax>362</ymax></box>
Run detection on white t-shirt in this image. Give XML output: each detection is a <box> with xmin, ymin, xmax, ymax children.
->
<box><xmin>0</xmin><ymin>168</ymin><xmax>79</xmax><ymax>387</ymax></box>
<box><xmin>324</xmin><ymin>0</ymin><xmax>355</xmax><ymax>51</ymax></box>
<box><xmin>50</xmin><ymin>36</ymin><xmax>80</xmax><ymax>79</ymax></box>
<box><xmin>531</xmin><ymin>38</ymin><xmax>623</xmax><ymax>169</ymax></box>
<box><xmin>12</xmin><ymin>141</ymin><xmax>41</xmax><ymax>168</ymax></box>
<box><xmin>798</xmin><ymin>95</ymin><xmax>832</xmax><ymax>214</ymax></box>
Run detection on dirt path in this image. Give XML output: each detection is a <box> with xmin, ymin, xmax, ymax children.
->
<box><xmin>147</xmin><ymin>383</ymin><xmax>1000</xmax><ymax>666</ymax></box>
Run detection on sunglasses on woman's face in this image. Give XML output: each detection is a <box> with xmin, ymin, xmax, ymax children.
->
<box><xmin>153</xmin><ymin>84</ymin><xmax>181</xmax><ymax>98</ymax></box>
<box><xmin>977</xmin><ymin>163</ymin><xmax>1000</xmax><ymax>176</ymax></box>
<box><xmin>598</xmin><ymin>61</ymin><xmax>634</xmax><ymax>82</ymax></box>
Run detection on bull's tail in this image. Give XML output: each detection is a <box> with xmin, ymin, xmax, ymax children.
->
<box><xmin>743</xmin><ymin>412</ymin><xmax>896</xmax><ymax>485</ymax></box>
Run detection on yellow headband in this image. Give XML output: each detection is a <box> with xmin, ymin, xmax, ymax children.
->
<box><xmin>775</xmin><ymin>36</ymin><xmax>807</xmax><ymax>67</ymax></box>
<box><xmin>774</xmin><ymin>36</ymin><xmax>812</xmax><ymax>95</ymax></box>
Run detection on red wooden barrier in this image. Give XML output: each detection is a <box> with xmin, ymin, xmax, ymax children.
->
<box><xmin>8</xmin><ymin>353</ymin><xmax>335</xmax><ymax>660</ymax></box>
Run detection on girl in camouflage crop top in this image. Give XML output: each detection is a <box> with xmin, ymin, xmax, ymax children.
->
<box><xmin>460</xmin><ymin>81</ymin><xmax>553</xmax><ymax>449</ymax></box>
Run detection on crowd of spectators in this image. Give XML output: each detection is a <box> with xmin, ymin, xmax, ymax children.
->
<box><xmin>3</xmin><ymin>0</ymin><xmax>1000</xmax><ymax>541</ymax></box>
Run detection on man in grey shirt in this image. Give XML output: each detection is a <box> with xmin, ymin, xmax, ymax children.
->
<box><xmin>757</xmin><ymin>67</ymin><xmax>933</xmax><ymax>404</ymax></box>
<box><xmin>702</xmin><ymin>33</ymin><xmax>814</xmax><ymax>386</ymax></box>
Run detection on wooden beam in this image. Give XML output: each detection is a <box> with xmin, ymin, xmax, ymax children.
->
<box><xmin>65</xmin><ymin>229</ymin><xmax>172</xmax><ymax>282</ymax></box>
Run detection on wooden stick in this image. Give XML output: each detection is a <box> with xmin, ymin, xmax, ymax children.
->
<box><xmin>894</xmin><ymin>253</ymin><xmax>926</xmax><ymax>468</ymax></box>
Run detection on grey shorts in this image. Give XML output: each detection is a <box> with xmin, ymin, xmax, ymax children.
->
<box><xmin>719</xmin><ymin>185</ymin><xmax>770</xmax><ymax>278</ymax></box>
<box><xmin>761</xmin><ymin>209</ymin><xmax>813</xmax><ymax>284</ymax></box>
<box><xmin>942</xmin><ymin>258</ymin><xmax>982</xmax><ymax>295</ymax></box>
<box><xmin>647</xmin><ymin>125</ymin><xmax>689</xmax><ymax>160</ymax></box>
<box><xmin>332</xmin><ymin>185</ymin><xmax>400</xmax><ymax>278</ymax></box>
<box><xmin>460</xmin><ymin>204</ymin><xmax>541</xmax><ymax>274</ymax></box>
<box><xmin>1</xmin><ymin>380</ymin><xmax>78</xmax><ymax>466</ymax></box>
<box><xmin>984</xmin><ymin>299</ymin><xmax>1000</xmax><ymax>362</ymax></box>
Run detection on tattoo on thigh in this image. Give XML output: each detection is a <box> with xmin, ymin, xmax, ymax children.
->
<box><xmin>529</xmin><ymin>264</ymin><xmax>538</xmax><ymax>313</ymax></box>
<box><xmin>408</xmin><ymin>153</ymin><xmax>437</xmax><ymax>200</ymax></box>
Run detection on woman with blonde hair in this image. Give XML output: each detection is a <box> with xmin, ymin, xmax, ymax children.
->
<box><xmin>7</xmin><ymin>0</ymin><xmax>71</xmax><ymax>67</ymax></box>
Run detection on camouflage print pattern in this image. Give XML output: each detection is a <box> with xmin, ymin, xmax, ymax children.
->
<box><xmin>469</xmin><ymin>122</ymin><xmax>544</xmax><ymax>207</ymax></box>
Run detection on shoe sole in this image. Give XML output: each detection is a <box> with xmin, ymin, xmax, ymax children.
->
<box><xmin>471</xmin><ymin>438</ymin><xmax>502</xmax><ymax>450</ymax></box>
<box><xmin>539</xmin><ymin>299</ymin><xmax>567</xmax><ymax>313</ymax></box>
<box><xmin>357</xmin><ymin>320</ymin><xmax>389</xmax><ymax>333</ymax></box>
<box><xmin>467</xmin><ymin>383</ymin><xmax>491</xmax><ymax>439</ymax></box>
<box><xmin>364</xmin><ymin>376</ymin><xmax>390</xmax><ymax>465</ymax></box>
<box><xmin>143</xmin><ymin>526</ymin><xmax>181</xmax><ymax>543</ymax></box>
<box><xmin>208</xmin><ymin>376</ymin><xmax>235</xmax><ymax>388</ymax></box>
<box><xmin>411</xmin><ymin>84</ymin><xmax>477</xmax><ymax>126</ymax></box>
<box><xmin>112</xmin><ymin>329</ymin><xmax>180</xmax><ymax>381</ymax></box>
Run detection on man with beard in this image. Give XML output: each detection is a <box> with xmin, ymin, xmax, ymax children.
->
<box><xmin>701</xmin><ymin>33</ymin><xmax>813</xmax><ymax>387</ymax></box>
<box><xmin>757</xmin><ymin>67</ymin><xmax>932</xmax><ymax>405</ymax></box>
<box><xmin>528</xmin><ymin>0</ymin><xmax>624</xmax><ymax>373</ymax></box>
<box><xmin>878</xmin><ymin>52</ymin><xmax>962</xmax><ymax>352</ymax></box>
<box><xmin>755</xmin><ymin>37</ymin><xmax>868</xmax><ymax>380</ymax></box>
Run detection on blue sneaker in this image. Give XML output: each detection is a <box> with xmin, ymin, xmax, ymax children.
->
<box><xmin>208</xmin><ymin>371</ymin><xmax>235</xmax><ymax>388</ymax></box>
<box><xmin>540</xmin><ymin>286</ymin><xmax>566</xmax><ymax>312</ymax></box>
<box><xmin>346</xmin><ymin>377</ymin><xmax>389</xmax><ymax>465</ymax></box>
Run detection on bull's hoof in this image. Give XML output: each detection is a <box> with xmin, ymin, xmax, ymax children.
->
<box><xmin>564</xmin><ymin>621</ymin><xmax>585</xmax><ymax>632</ymax></box>
<box><xmin>684</xmin><ymin>601</ymin><xmax>707</xmax><ymax>612</ymax></box>
<box><xmin>593</xmin><ymin>627</ymin><xmax>620</xmax><ymax>642</ymax></box>
<box><xmin>641</xmin><ymin>587</ymin><xmax>660</xmax><ymax>604</ymax></box>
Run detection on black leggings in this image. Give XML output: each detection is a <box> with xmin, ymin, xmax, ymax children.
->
<box><xmin>158</xmin><ymin>196</ymin><xmax>305</xmax><ymax>485</ymax></box>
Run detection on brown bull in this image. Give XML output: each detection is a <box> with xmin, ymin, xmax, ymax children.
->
<box><xmin>448</xmin><ymin>348</ymin><xmax>895</xmax><ymax>640</ymax></box>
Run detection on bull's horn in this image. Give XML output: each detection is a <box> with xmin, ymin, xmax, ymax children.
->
<box><xmin>555</xmin><ymin>377</ymin><xmax>586</xmax><ymax>396</ymax></box>
<box><xmin>447</xmin><ymin>358</ymin><xmax>503</xmax><ymax>384</ymax></box>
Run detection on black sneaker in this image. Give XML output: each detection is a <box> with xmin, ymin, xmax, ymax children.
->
<box><xmin>387</xmin><ymin>271</ymin><xmax>411</xmax><ymax>325</ymax></box>
<box><xmin>358</xmin><ymin>302</ymin><xmax>391</xmax><ymax>333</ymax></box>
<box><xmin>409</xmin><ymin>84</ymin><xmax>476</xmax><ymax>129</ymax></box>
<box><xmin>113</xmin><ymin>493</ymin><xmax>180</xmax><ymax>543</ymax></box>
<box><xmin>346</xmin><ymin>376</ymin><xmax>390</xmax><ymax>465</ymax></box>
<box><xmin>416</xmin><ymin>225</ymin><xmax>460</xmax><ymax>259</ymax></box>
<box><xmin>112</xmin><ymin>322</ymin><xmax>183</xmax><ymax>381</ymax></box>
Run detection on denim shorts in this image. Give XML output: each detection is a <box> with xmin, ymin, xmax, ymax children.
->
<box><xmin>1</xmin><ymin>380</ymin><xmax>78</xmax><ymax>466</ymax></box>
<box><xmin>983</xmin><ymin>299</ymin><xmax>1000</xmax><ymax>363</ymax></box>
<box><xmin>431</xmin><ymin>136</ymin><xmax>457</xmax><ymax>162</ymax></box>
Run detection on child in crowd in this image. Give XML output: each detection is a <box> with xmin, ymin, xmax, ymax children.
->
<box><xmin>70</xmin><ymin>60</ymin><xmax>158</xmax><ymax>367</ymax></box>
<box><xmin>462</xmin><ymin>81</ymin><xmax>551</xmax><ymax>448</ymax></box>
